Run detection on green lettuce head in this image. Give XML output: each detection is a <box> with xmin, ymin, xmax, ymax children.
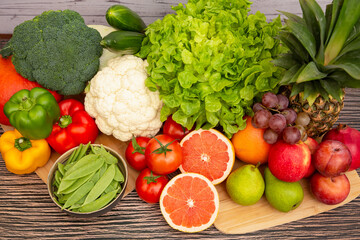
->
<box><xmin>139</xmin><ymin>0</ymin><xmax>286</xmax><ymax>138</ymax></box>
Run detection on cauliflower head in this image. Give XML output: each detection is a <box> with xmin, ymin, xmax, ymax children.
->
<box><xmin>85</xmin><ymin>55</ymin><xmax>163</xmax><ymax>141</ymax></box>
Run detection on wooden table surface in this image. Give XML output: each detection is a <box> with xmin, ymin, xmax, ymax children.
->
<box><xmin>1</xmin><ymin>0</ymin><xmax>360</xmax><ymax>239</ymax></box>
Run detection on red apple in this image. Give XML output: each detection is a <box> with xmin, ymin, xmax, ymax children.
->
<box><xmin>304</xmin><ymin>137</ymin><xmax>319</xmax><ymax>154</ymax></box>
<box><xmin>323</xmin><ymin>124</ymin><xmax>360</xmax><ymax>171</ymax></box>
<box><xmin>310</xmin><ymin>172</ymin><xmax>350</xmax><ymax>205</ymax></box>
<box><xmin>303</xmin><ymin>137</ymin><xmax>319</xmax><ymax>178</ymax></box>
<box><xmin>268</xmin><ymin>140</ymin><xmax>311</xmax><ymax>182</ymax></box>
<box><xmin>314</xmin><ymin>140</ymin><xmax>352</xmax><ymax>177</ymax></box>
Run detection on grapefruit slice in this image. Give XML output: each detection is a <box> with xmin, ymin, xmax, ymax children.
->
<box><xmin>179</xmin><ymin>129</ymin><xmax>235</xmax><ymax>184</ymax></box>
<box><xmin>159</xmin><ymin>173</ymin><xmax>219</xmax><ymax>232</ymax></box>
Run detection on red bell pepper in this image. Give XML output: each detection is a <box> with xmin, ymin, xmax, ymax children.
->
<box><xmin>46</xmin><ymin>99</ymin><xmax>98</xmax><ymax>154</ymax></box>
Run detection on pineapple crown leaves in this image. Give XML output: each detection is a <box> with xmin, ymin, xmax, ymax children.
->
<box><xmin>274</xmin><ymin>0</ymin><xmax>360</xmax><ymax>105</ymax></box>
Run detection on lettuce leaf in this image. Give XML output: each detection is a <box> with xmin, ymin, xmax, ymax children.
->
<box><xmin>139</xmin><ymin>0</ymin><xmax>286</xmax><ymax>138</ymax></box>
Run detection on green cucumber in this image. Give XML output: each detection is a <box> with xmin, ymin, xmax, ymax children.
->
<box><xmin>100</xmin><ymin>30</ymin><xmax>145</xmax><ymax>55</ymax></box>
<box><xmin>106</xmin><ymin>5</ymin><xmax>146</xmax><ymax>33</ymax></box>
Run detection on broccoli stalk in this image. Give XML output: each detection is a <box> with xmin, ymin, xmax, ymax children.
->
<box><xmin>0</xmin><ymin>10</ymin><xmax>103</xmax><ymax>95</ymax></box>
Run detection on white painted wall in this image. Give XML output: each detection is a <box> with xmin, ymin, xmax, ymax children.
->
<box><xmin>0</xmin><ymin>0</ymin><xmax>331</xmax><ymax>34</ymax></box>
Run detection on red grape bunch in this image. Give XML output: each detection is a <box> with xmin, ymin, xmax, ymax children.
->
<box><xmin>252</xmin><ymin>92</ymin><xmax>310</xmax><ymax>145</ymax></box>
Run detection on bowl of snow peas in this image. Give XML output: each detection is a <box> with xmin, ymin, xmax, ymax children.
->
<box><xmin>47</xmin><ymin>143</ymin><xmax>128</xmax><ymax>217</ymax></box>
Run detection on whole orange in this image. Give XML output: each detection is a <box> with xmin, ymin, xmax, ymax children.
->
<box><xmin>231</xmin><ymin>117</ymin><xmax>271</xmax><ymax>165</ymax></box>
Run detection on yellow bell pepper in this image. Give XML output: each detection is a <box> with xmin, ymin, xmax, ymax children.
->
<box><xmin>0</xmin><ymin>129</ymin><xmax>51</xmax><ymax>174</ymax></box>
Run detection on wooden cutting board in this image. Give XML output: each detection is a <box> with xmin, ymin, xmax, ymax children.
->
<box><xmin>214</xmin><ymin>160</ymin><xmax>360</xmax><ymax>234</ymax></box>
<box><xmin>2</xmin><ymin>124</ymin><xmax>360</xmax><ymax>234</ymax></box>
<box><xmin>0</xmin><ymin>125</ymin><xmax>139</xmax><ymax>197</ymax></box>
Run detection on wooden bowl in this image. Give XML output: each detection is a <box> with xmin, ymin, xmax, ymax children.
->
<box><xmin>47</xmin><ymin>144</ymin><xmax>128</xmax><ymax>217</ymax></box>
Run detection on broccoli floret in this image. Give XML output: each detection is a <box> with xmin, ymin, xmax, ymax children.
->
<box><xmin>1</xmin><ymin>10</ymin><xmax>103</xmax><ymax>95</ymax></box>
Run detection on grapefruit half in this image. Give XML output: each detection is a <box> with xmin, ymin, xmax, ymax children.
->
<box><xmin>179</xmin><ymin>129</ymin><xmax>235</xmax><ymax>184</ymax></box>
<box><xmin>159</xmin><ymin>173</ymin><xmax>219</xmax><ymax>233</ymax></box>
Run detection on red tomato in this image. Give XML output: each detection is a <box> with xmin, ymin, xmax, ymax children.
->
<box><xmin>145</xmin><ymin>134</ymin><xmax>183</xmax><ymax>175</ymax></box>
<box><xmin>163</xmin><ymin>115</ymin><xmax>191</xmax><ymax>140</ymax></box>
<box><xmin>135</xmin><ymin>168</ymin><xmax>169</xmax><ymax>203</ymax></box>
<box><xmin>125</xmin><ymin>136</ymin><xmax>151</xmax><ymax>171</ymax></box>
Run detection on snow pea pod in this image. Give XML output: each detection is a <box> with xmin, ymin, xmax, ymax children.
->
<box><xmin>62</xmin><ymin>181</ymin><xmax>95</xmax><ymax>209</ymax></box>
<box><xmin>60</xmin><ymin>171</ymin><xmax>96</xmax><ymax>195</ymax></box>
<box><xmin>78</xmin><ymin>189</ymin><xmax>118</xmax><ymax>213</ymax></box>
<box><xmin>57</xmin><ymin>163</ymin><xmax>65</xmax><ymax>176</ymax></box>
<box><xmin>91</xmin><ymin>145</ymin><xmax>118</xmax><ymax>164</ymax></box>
<box><xmin>63</xmin><ymin>154</ymin><xmax>99</xmax><ymax>177</ymax></box>
<box><xmin>83</xmin><ymin>164</ymin><xmax>115</xmax><ymax>205</ymax></box>
<box><xmin>54</xmin><ymin>170</ymin><xmax>62</xmax><ymax>186</ymax></box>
<box><xmin>114</xmin><ymin>165</ymin><xmax>124</xmax><ymax>183</ymax></box>
<box><xmin>58</xmin><ymin>193</ymin><xmax>71</xmax><ymax>205</ymax></box>
<box><xmin>63</xmin><ymin>161</ymin><xmax>75</xmax><ymax>171</ymax></box>
<box><xmin>68</xmin><ymin>195</ymin><xmax>87</xmax><ymax>210</ymax></box>
<box><xmin>105</xmin><ymin>180</ymin><xmax>120</xmax><ymax>194</ymax></box>
<box><xmin>110</xmin><ymin>179</ymin><xmax>120</xmax><ymax>189</ymax></box>
<box><xmin>75</xmin><ymin>142</ymin><xmax>91</xmax><ymax>162</ymax></box>
<box><xmin>104</xmin><ymin>184</ymin><xmax>115</xmax><ymax>194</ymax></box>
<box><xmin>90</xmin><ymin>168</ymin><xmax>101</xmax><ymax>183</ymax></box>
<box><xmin>66</xmin><ymin>144</ymin><xmax>82</xmax><ymax>164</ymax></box>
<box><xmin>53</xmin><ymin>180</ymin><xmax>59</xmax><ymax>189</ymax></box>
<box><xmin>57</xmin><ymin>178</ymin><xmax>77</xmax><ymax>194</ymax></box>
<box><xmin>62</xmin><ymin>156</ymin><xmax>104</xmax><ymax>180</ymax></box>
<box><xmin>98</xmin><ymin>146</ymin><xmax>118</xmax><ymax>164</ymax></box>
<box><xmin>98</xmin><ymin>163</ymin><xmax>108</xmax><ymax>178</ymax></box>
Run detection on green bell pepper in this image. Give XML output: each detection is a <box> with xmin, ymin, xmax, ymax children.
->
<box><xmin>4</xmin><ymin>87</ymin><xmax>60</xmax><ymax>140</ymax></box>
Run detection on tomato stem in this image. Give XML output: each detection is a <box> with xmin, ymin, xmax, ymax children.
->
<box><xmin>131</xmin><ymin>136</ymin><xmax>145</xmax><ymax>155</ymax></box>
<box><xmin>151</xmin><ymin>137</ymin><xmax>176</xmax><ymax>157</ymax></box>
<box><xmin>144</xmin><ymin>171</ymin><xmax>162</xmax><ymax>184</ymax></box>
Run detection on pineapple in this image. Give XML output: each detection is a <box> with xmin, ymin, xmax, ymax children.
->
<box><xmin>275</xmin><ymin>0</ymin><xmax>360</xmax><ymax>138</ymax></box>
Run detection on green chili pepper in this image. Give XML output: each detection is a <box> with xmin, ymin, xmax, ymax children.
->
<box><xmin>78</xmin><ymin>189</ymin><xmax>118</xmax><ymax>213</ymax></box>
<box><xmin>3</xmin><ymin>87</ymin><xmax>60</xmax><ymax>139</ymax></box>
<box><xmin>83</xmin><ymin>164</ymin><xmax>115</xmax><ymax>205</ymax></box>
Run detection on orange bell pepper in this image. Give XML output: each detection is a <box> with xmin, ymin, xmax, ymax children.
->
<box><xmin>0</xmin><ymin>129</ymin><xmax>51</xmax><ymax>174</ymax></box>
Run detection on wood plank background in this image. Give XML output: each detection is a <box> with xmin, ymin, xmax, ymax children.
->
<box><xmin>1</xmin><ymin>0</ymin><xmax>360</xmax><ymax>239</ymax></box>
<box><xmin>0</xmin><ymin>0</ymin><xmax>331</xmax><ymax>34</ymax></box>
